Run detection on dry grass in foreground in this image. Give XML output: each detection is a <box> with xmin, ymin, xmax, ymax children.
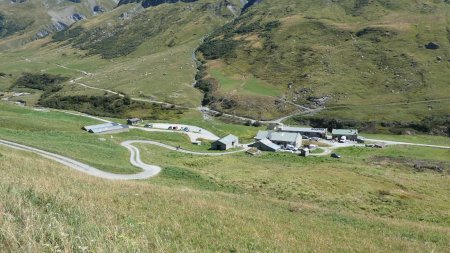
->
<box><xmin>0</xmin><ymin>146</ymin><xmax>449</xmax><ymax>252</ymax></box>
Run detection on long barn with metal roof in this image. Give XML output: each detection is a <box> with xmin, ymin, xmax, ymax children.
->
<box><xmin>83</xmin><ymin>122</ymin><xmax>129</xmax><ymax>134</ymax></box>
<box><xmin>278</xmin><ymin>126</ymin><xmax>328</xmax><ymax>138</ymax></box>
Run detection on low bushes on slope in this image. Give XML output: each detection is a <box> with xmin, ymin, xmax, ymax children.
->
<box><xmin>39</xmin><ymin>94</ymin><xmax>184</xmax><ymax>119</ymax></box>
<box><xmin>12</xmin><ymin>73</ymin><xmax>68</xmax><ymax>91</ymax></box>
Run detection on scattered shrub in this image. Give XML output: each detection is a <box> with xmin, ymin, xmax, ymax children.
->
<box><xmin>12</xmin><ymin>73</ymin><xmax>68</xmax><ymax>91</ymax></box>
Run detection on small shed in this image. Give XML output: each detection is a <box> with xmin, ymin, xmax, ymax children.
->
<box><xmin>299</xmin><ymin>148</ymin><xmax>310</xmax><ymax>157</ymax></box>
<box><xmin>211</xmin><ymin>134</ymin><xmax>239</xmax><ymax>150</ymax></box>
<box><xmin>253</xmin><ymin>138</ymin><xmax>281</xmax><ymax>152</ymax></box>
<box><xmin>127</xmin><ymin>118</ymin><xmax>142</xmax><ymax>125</ymax></box>
<box><xmin>332</xmin><ymin>129</ymin><xmax>358</xmax><ymax>141</ymax></box>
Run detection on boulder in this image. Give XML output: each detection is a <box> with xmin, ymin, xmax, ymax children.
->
<box><xmin>425</xmin><ymin>42</ymin><xmax>440</xmax><ymax>50</ymax></box>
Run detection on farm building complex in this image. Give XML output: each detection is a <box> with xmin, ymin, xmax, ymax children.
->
<box><xmin>83</xmin><ymin>122</ymin><xmax>129</xmax><ymax>134</ymax></box>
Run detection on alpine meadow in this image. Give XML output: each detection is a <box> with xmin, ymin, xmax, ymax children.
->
<box><xmin>0</xmin><ymin>0</ymin><xmax>449</xmax><ymax>252</ymax></box>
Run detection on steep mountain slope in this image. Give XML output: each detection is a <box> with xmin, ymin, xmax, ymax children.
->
<box><xmin>0</xmin><ymin>0</ymin><xmax>242</xmax><ymax>109</ymax></box>
<box><xmin>0</xmin><ymin>0</ymin><xmax>448</xmax><ymax>134</ymax></box>
<box><xmin>0</xmin><ymin>0</ymin><xmax>118</xmax><ymax>48</ymax></box>
<box><xmin>196</xmin><ymin>0</ymin><xmax>450</xmax><ymax>124</ymax></box>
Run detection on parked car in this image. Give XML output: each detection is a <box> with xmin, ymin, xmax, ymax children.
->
<box><xmin>331</xmin><ymin>153</ymin><xmax>341</xmax><ymax>159</ymax></box>
<box><xmin>144</xmin><ymin>124</ymin><xmax>153</xmax><ymax>128</ymax></box>
<box><xmin>182</xmin><ymin>127</ymin><xmax>190</xmax><ymax>132</ymax></box>
<box><xmin>168</xmin><ymin>126</ymin><xmax>173</xmax><ymax>130</ymax></box>
<box><xmin>285</xmin><ymin>145</ymin><xmax>298</xmax><ymax>151</ymax></box>
<box><xmin>308</xmin><ymin>144</ymin><xmax>317</xmax><ymax>150</ymax></box>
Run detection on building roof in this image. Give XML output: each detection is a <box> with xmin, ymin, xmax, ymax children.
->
<box><xmin>83</xmin><ymin>122</ymin><xmax>115</xmax><ymax>131</ymax></box>
<box><xmin>127</xmin><ymin>118</ymin><xmax>141</xmax><ymax>122</ymax></box>
<box><xmin>280</xmin><ymin>126</ymin><xmax>327</xmax><ymax>134</ymax></box>
<box><xmin>332</xmin><ymin>129</ymin><xmax>358</xmax><ymax>135</ymax></box>
<box><xmin>84</xmin><ymin>122</ymin><xmax>129</xmax><ymax>134</ymax></box>
<box><xmin>255</xmin><ymin>130</ymin><xmax>271</xmax><ymax>140</ymax></box>
<box><xmin>255</xmin><ymin>130</ymin><xmax>301</xmax><ymax>143</ymax></box>
<box><xmin>257</xmin><ymin>139</ymin><xmax>281</xmax><ymax>151</ymax></box>
<box><xmin>268</xmin><ymin>132</ymin><xmax>301</xmax><ymax>143</ymax></box>
<box><xmin>215</xmin><ymin>134</ymin><xmax>238</xmax><ymax>145</ymax></box>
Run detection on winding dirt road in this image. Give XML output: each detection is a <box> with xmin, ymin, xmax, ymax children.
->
<box><xmin>0</xmin><ymin>138</ymin><xmax>248</xmax><ymax>181</ymax></box>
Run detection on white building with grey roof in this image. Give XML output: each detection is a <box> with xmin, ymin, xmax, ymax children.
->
<box><xmin>255</xmin><ymin>130</ymin><xmax>302</xmax><ymax>148</ymax></box>
<box><xmin>332</xmin><ymin>129</ymin><xmax>358</xmax><ymax>141</ymax></box>
<box><xmin>211</xmin><ymin>134</ymin><xmax>239</xmax><ymax>150</ymax></box>
<box><xmin>253</xmin><ymin>138</ymin><xmax>281</xmax><ymax>152</ymax></box>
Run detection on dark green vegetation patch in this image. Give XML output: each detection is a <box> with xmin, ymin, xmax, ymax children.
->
<box><xmin>12</xmin><ymin>73</ymin><xmax>68</xmax><ymax>91</ymax></box>
<box><xmin>0</xmin><ymin>12</ymin><xmax>32</xmax><ymax>39</ymax></box>
<box><xmin>39</xmin><ymin>94</ymin><xmax>184</xmax><ymax>119</ymax></box>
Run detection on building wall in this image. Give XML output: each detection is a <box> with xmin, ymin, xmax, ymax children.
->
<box><xmin>272</xmin><ymin>140</ymin><xmax>301</xmax><ymax>148</ymax></box>
<box><xmin>254</xmin><ymin>142</ymin><xmax>277</xmax><ymax>152</ymax></box>
<box><xmin>211</xmin><ymin>142</ymin><xmax>227</xmax><ymax>150</ymax></box>
<box><xmin>332</xmin><ymin>134</ymin><xmax>358</xmax><ymax>141</ymax></box>
<box><xmin>97</xmin><ymin>128</ymin><xmax>130</xmax><ymax>135</ymax></box>
<box><xmin>300</xmin><ymin>131</ymin><xmax>326</xmax><ymax>138</ymax></box>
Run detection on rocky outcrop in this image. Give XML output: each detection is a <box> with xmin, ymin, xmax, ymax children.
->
<box><xmin>242</xmin><ymin>0</ymin><xmax>262</xmax><ymax>12</ymax></box>
<box><xmin>72</xmin><ymin>13</ymin><xmax>84</xmax><ymax>21</ymax></box>
<box><xmin>425</xmin><ymin>42</ymin><xmax>440</xmax><ymax>49</ymax></box>
<box><xmin>93</xmin><ymin>5</ymin><xmax>105</xmax><ymax>13</ymax></box>
<box><xmin>33</xmin><ymin>22</ymin><xmax>68</xmax><ymax>39</ymax></box>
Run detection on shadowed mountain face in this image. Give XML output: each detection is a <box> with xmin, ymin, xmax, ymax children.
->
<box><xmin>118</xmin><ymin>0</ymin><xmax>198</xmax><ymax>8</ymax></box>
<box><xmin>242</xmin><ymin>0</ymin><xmax>261</xmax><ymax>12</ymax></box>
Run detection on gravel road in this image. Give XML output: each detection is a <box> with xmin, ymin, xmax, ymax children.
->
<box><xmin>0</xmin><ymin>138</ymin><xmax>248</xmax><ymax>181</ymax></box>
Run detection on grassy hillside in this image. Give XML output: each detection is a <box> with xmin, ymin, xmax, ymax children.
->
<box><xmin>196</xmin><ymin>0</ymin><xmax>450</xmax><ymax>122</ymax></box>
<box><xmin>0</xmin><ymin>102</ymin><xmax>255</xmax><ymax>172</ymax></box>
<box><xmin>0</xmin><ymin>0</ymin><xmax>242</xmax><ymax>109</ymax></box>
<box><xmin>0</xmin><ymin>124</ymin><xmax>449</xmax><ymax>251</ymax></box>
<box><xmin>0</xmin><ymin>1</ymin><xmax>449</xmax><ymax>251</ymax></box>
<box><xmin>0</xmin><ymin>0</ymin><xmax>119</xmax><ymax>49</ymax></box>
